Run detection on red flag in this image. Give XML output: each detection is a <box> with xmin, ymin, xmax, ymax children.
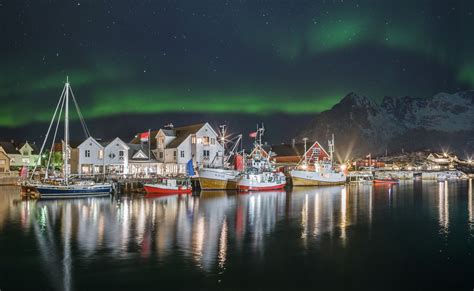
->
<box><xmin>235</xmin><ymin>154</ymin><xmax>244</xmax><ymax>171</ymax></box>
<box><xmin>140</xmin><ymin>132</ymin><xmax>150</xmax><ymax>142</ymax></box>
<box><xmin>249</xmin><ymin>131</ymin><xmax>257</xmax><ymax>138</ymax></box>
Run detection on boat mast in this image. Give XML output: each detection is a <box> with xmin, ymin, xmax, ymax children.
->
<box><xmin>64</xmin><ymin>77</ymin><xmax>70</xmax><ymax>185</ymax></box>
<box><xmin>220</xmin><ymin>124</ymin><xmax>226</xmax><ymax>168</ymax></box>
<box><xmin>303</xmin><ymin>137</ymin><xmax>308</xmax><ymax>167</ymax></box>
<box><xmin>328</xmin><ymin>134</ymin><xmax>334</xmax><ymax>167</ymax></box>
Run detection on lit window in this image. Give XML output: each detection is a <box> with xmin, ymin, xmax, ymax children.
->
<box><xmin>98</xmin><ymin>150</ymin><xmax>104</xmax><ymax>159</ymax></box>
<box><xmin>203</xmin><ymin>136</ymin><xmax>210</xmax><ymax>145</ymax></box>
<box><xmin>191</xmin><ymin>136</ymin><xmax>196</xmax><ymax>144</ymax></box>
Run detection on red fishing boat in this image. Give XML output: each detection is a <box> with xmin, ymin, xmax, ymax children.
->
<box><xmin>144</xmin><ymin>177</ymin><xmax>192</xmax><ymax>194</ymax></box>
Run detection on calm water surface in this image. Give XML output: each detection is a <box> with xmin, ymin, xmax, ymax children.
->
<box><xmin>1</xmin><ymin>181</ymin><xmax>474</xmax><ymax>290</ymax></box>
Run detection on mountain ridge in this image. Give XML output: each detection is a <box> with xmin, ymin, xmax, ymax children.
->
<box><xmin>299</xmin><ymin>91</ymin><xmax>474</xmax><ymax>159</ymax></box>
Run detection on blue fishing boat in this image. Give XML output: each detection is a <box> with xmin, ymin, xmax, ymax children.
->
<box><xmin>23</xmin><ymin>77</ymin><xmax>112</xmax><ymax>199</ymax></box>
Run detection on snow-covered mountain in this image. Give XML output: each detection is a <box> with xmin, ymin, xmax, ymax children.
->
<box><xmin>299</xmin><ymin>91</ymin><xmax>474</xmax><ymax>158</ymax></box>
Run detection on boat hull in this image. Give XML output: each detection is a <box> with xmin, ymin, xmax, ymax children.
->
<box><xmin>36</xmin><ymin>184</ymin><xmax>112</xmax><ymax>199</ymax></box>
<box><xmin>198</xmin><ymin>168</ymin><xmax>239</xmax><ymax>190</ymax></box>
<box><xmin>144</xmin><ymin>184</ymin><xmax>192</xmax><ymax>194</ymax></box>
<box><xmin>237</xmin><ymin>179</ymin><xmax>286</xmax><ymax>191</ymax></box>
<box><xmin>199</xmin><ymin>177</ymin><xmax>238</xmax><ymax>190</ymax></box>
<box><xmin>291</xmin><ymin>170</ymin><xmax>346</xmax><ymax>186</ymax></box>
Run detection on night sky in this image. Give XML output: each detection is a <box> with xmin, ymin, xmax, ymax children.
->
<box><xmin>1</xmin><ymin>0</ymin><xmax>473</xmax><ymax>142</ymax></box>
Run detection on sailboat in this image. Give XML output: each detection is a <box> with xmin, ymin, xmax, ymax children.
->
<box><xmin>237</xmin><ymin>125</ymin><xmax>286</xmax><ymax>191</ymax></box>
<box><xmin>198</xmin><ymin>125</ymin><xmax>243</xmax><ymax>190</ymax></box>
<box><xmin>290</xmin><ymin>135</ymin><xmax>346</xmax><ymax>186</ymax></box>
<box><xmin>23</xmin><ymin>78</ymin><xmax>112</xmax><ymax>199</ymax></box>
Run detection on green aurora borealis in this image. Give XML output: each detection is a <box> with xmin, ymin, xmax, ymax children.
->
<box><xmin>1</xmin><ymin>0</ymin><xmax>474</xmax><ymax>127</ymax></box>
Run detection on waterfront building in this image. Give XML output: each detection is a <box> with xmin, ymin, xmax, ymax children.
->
<box><xmin>0</xmin><ymin>141</ymin><xmax>40</xmax><ymax>169</ymax></box>
<box><xmin>0</xmin><ymin>144</ymin><xmax>11</xmax><ymax>172</ymax></box>
<box><xmin>52</xmin><ymin>142</ymin><xmax>80</xmax><ymax>174</ymax></box>
<box><xmin>131</xmin><ymin>122</ymin><xmax>224</xmax><ymax>175</ymax></box>
<box><xmin>269</xmin><ymin>140</ymin><xmax>330</xmax><ymax>167</ymax></box>
<box><xmin>77</xmin><ymin>137</ymin><xmax>105</xmax><ymax>175</ymax></box>
<box><xmin>103</xmin><ymin>137</ymin><xmax>129</xmax><ymax>174</ymax></box>
<box><xmin>426</xmin><ymin>152</ymin><xmax>457</xmax><ymax>170</ymax></box>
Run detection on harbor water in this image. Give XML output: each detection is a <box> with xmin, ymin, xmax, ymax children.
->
<box><xmin>1</xmin><ymin>180</ymin><xmax>474</xmax><ymax>290</ymax></box>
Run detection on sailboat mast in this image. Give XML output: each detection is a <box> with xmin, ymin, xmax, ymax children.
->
<box><xmin>303</xmin><ymin>137</ymin><xmax>308</xmax><ymax>166</ymax></box>
<box><xmin>64</xmin><ymin>77</ymin><xmax>70</xmax><ymax>185</ymax></box>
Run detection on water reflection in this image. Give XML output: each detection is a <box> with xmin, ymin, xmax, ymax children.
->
<box><xmin>469</xmin><ymin>179</ymin><xmax>473</xmax><ymax>234</ymax></box>
<box><xmin>0</xmin><ymin>181</ymin><xmax>472</xmax><ymax>289</ymax></box>
<box><xmin>438</xmin><ymin>181</ymin><xmax>449</xmax><ymax>235</ymax></box>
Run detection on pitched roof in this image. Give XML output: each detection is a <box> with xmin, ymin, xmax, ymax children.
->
<box><xmin>165</xmin><ymin>123</ymin><xmax>206</xmax><ymax>148</ymax></box>
<box><xmin>127</xmin><ymin>143</ymin><xmax>157</xmax><ymax>161</ymax></box>
<box><xmin>0</xmin><ymin>141</ymin><xmax>20</xmax><ymax>154</ymax></box>
<box><xmin>15</xmin><ymin>141</ymin><xmax>40</xmax><ymax>154</ymax></box>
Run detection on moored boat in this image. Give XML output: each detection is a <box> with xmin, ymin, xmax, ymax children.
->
<box><xmin>237</xmin><ymin>125</ymin><xmax>286</xmax><ymax>192</ymax></box>
<box><xmin>198</xmin><ymin>125</ymin><xmax>243</xmax><ymax>190</ymax></box>
<box><xmin>23</xmin><ymin>77</ymin><xmax>112</xmax><ymax>199</ymax></box>
<box><xmin>290</xmin><ymin>135</ymin><xmax>346</xmax><ymax>186</ymax></box>
<box><xmin>144</xmin><ymin>178</ymin><xmax>192</xmax><ymax>194</ymax></box>
<box><xmin>199</xmin><ymin>167</ymin><xmax>240</xmax><ymax>190</ymax></box>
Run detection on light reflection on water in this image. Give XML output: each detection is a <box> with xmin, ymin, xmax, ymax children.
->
<box><xmin>0</xmin><ymin>181</ymin><xmax>474</xmax><ymax>290</ymax></box>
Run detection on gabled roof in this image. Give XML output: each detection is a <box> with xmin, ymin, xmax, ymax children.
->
<box><xmin>78</xmin><ymin>137</ymin><xmax>103</xmax><ymax>149</ymax></box>
<box><xmin>105</xmin><ymin>137</ymin><xmax>130</xmax><ymax>149</ymax></box>
<box><xmin>16</xmin><ymin>142</ymin><xmax>40</xmax><ymax>155</ymax></box>
<box><xmin>166</xmin><ymin>123</ymin><xmax>207</xmax><ymax>148</ymax></box>
<box><xmin>0</xmin><ymin>141</ymin><xmax>20</xmax><ymax>154</ymax></box>
<box><xmin>127</xmin><ymin>143</ymin><xmax>157</xmax><ymax>161</ymax></box>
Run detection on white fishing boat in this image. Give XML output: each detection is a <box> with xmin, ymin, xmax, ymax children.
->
<box><xmin>347</xmin><ymin>171</ymin><xmax>374</xmax><ymax>184</ymax></box>
<box><xmin>290</xmin><ymin>135</ymin><xmax>346</xmax><ymax>186</ymax></box>
<box><xmin>23</xmin><ymin>77</ymin><xmax>112</xmax><ymax>199</ymax></box>
<box><xmin>198</xmin><ymin>125</ymin><xmax>243</xmax><ymax>190</ymax></box>
<box><xmin>237</xmin><ymin>125</ymin><xmax>286</xmax><ymax>191</ymax></box>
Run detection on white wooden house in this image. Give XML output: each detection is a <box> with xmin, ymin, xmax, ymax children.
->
<box><xmin>104</xmin><ymin>137</ymin><xmax>129</xmax><ymax>174</ymax></box>
<box><xmin>77</xmin><ymin>137</ymin><xmax>105</xmax><ymax>174</ymax></box>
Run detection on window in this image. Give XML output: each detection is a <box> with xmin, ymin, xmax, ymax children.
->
<box><xmin>119</xmin><ymin>150</ymin><xmax>124</xmax><ymax>157</ymax></box>
<box><xmin>180</xmin><ymin>151</ymin><xmax>185</xmax><ymax>158</ymax></box>
<box><xmin>191</xmin><ymin>136</ymin><xmax>196</xmax><ymax>144</ymax></box>
<box><xmin>0</xmin><ymin>159</ymin><xmax>5</xmax><ymax>165</ymax></box>
<box><xmin>173</xmin><ymin>150</ymin><xmax>177</xmax><ymax>157</ymax></box>
<box><xmin>203</xmin><ymin>136</ymin><xmax>210</xmax><ymax>145</ymax></box>
<box><xmin>203</xmin><ymin>150</ymin><xmax>210</xmax><ymax>159</ymax></box>
<box><xmin>22</xmin><ymin>158</ymin><xmax>30</xmax><ymax>163</ymax></box>
<box><xmin>98</xmin><ymin>150</ymin><xmax>104</xmax><ymax>159</ymax></box>
<box><xmin>211</xmin><ymin>138</ymin><xmax>215</xmax><ymax>145</ymax></box>
<box><xmin>85</xmin><ymin>150</ymin><xmax>90</xmax><ymax>158</ymax></box>
<box><xmin>159</xmin><ymin>151</ymin><xmax>163</xmax><ymax>159</ymax></box>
